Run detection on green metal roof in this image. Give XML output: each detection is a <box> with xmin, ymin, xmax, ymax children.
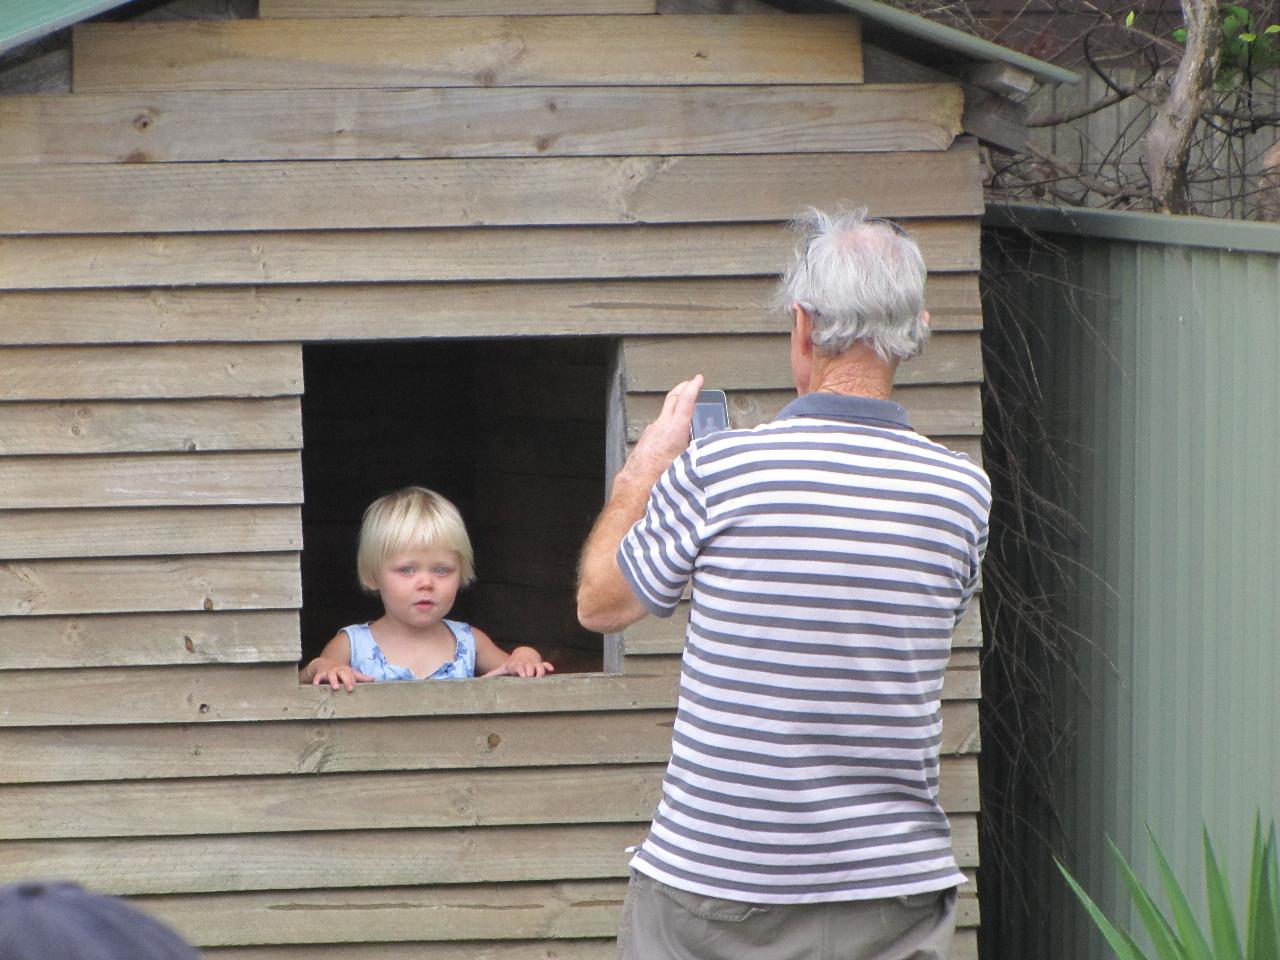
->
<box><xmin>0</xmin><ymin>0</ymin><xmax>134</xmax><ymax>57</ymax></box>
<box><xmin>832</xmin><ymin>0</ymin><xmax>1080</xmax><ymax>85</ymax></box>
<box><xmin>986</xmin><ymin>201</ymin><xmax>1280</xmax><ymax>255</ymax></box>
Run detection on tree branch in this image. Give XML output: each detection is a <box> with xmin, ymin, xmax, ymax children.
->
<box><xmin>1030</xmin><ymin>89</ymin><xmax>1134</xmax><ymax>127</ymax></box>
<box><xmin>1021</xmin><ymin>143</ymin><xmax>1137</xmax><ymax>200</ymax></box>
<box><xmin>1145</xmin><ymin>0</ymin><xmax>1222</xmax><ymax>213</ymax></box>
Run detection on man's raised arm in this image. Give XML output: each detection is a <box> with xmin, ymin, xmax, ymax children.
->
<box><xmin>576</xmin><ymin>374</ymin><xmax>703</xmax><ymax>634</ymax></box>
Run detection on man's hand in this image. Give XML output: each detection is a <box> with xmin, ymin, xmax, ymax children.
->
<box><xmin>617</xmin><ymin>375</ymin><xmax>704</xmax><ymax>491</ymax></box>
<box><xmin>577</xmin><ymin>375</ymin><xmax>703</xmax><ymax>634</ymax></box>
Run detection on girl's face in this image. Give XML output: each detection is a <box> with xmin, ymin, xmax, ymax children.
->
<box><xmin>372</xmin><ymin>546</ymin><xmax>462</xmax><ymax>632</ymax></box>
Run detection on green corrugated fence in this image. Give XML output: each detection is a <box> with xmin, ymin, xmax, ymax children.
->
<box><xmin>980</xmin><ymin>203</ymin><xmax>1280</xmax><ymax>960</ymax></box>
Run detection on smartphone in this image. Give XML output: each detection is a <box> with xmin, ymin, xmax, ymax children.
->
<box><xmin>692</xmin><ymin>389</ymin><xmax>729</xmax><ymax>439</ymax></box>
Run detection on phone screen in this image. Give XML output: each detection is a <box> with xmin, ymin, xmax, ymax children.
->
<box><xmin>692</xmin><ymin>389</ymin><xmax>729</xmax><ymax>439</ymax></box>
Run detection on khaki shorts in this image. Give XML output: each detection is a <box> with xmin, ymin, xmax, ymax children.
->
<box><xmin>616</xmin><ymin>871</ymin><xmax>958</xmax><ymax>960</ymax></box>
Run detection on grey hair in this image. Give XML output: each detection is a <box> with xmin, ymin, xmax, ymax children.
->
<box><xmin>773</xmin><ymin>207</ymin><xmax>929</xmax><ymax>362</ymax></box>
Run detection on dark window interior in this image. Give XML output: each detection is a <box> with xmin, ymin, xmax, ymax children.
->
<box><xmin>300</xmin><ymin>338</ymin><xmax>613</xmax><ymax>673</ymax></box>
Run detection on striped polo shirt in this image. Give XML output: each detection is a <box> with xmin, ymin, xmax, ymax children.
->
<box><xmin>618</xmin><ymin>392</ymin><xmax>991</xmax><ymax>904</ymax></box>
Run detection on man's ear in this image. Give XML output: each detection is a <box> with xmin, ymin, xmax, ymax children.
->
<box><xmin>791</xmin><ymin>303</ymin><xmax>814</xmax><ymax>356</ymax></box>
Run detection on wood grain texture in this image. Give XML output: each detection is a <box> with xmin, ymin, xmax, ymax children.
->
<box><xmin>1</xmin><ymin>610</ymin><xmax>300</xmax><ymax>669</ymax></box>
<box><xmin>0</xmin><ymin>85</ymin><xmax>960</xmax><ymax>163</ymax></box>
<box><xmin>0</xmin><ymin>452</ymin><xmax>302</xmax><ymax>509</ymax></box>
<box><xmin>623</xmin><ymin>331</ymin><xmax>982</xmax><ymax>392</ymax></box>
<box><xmin>131</xmin><ymin>879</ymin><xmax>628</xmax><ymax>946</ymax></box>
<box><xmin>0</xmin><ymin>764</ymin><xmax>667</xmax><ymax>838</ymax></box>
<box><xmin>0</xmin><ymin>276</ymin><xmax>979</xmax><ymax>345</ymax></box>
<box><xmin>0</xmin><ymin>148</ymin><xmax>983</xmax><ymax>234</ymax></box>
<box><xmin>0</xmin><ymin>709</ymin><xmax>679</xmax><ymax>781</ymax></box>
<box><xmin>71</xmin><ymin>17</ymin><xmax>862</xmax><ymax>92</ymax></box>
<box><xmin>625</xmin><ymin>383</ymin><xmax>983</xmax><ymax>439</ymax></box>
<box><xmin>0</xmin><ymin>757</ymin><xmax>976</xmax><ymax>839</ymax></box>
<box><xmin>0</xmin><ymin>398</ymin><xmax>300</xmax><ymax>455</ymax></box>
<box><xmin>0</xmin><ymin>817</ymin><xmax>977</xmax><ymax>895</ymax></box>
<box><xmin>961</xmin><ymin>83</ymin><xmax>1028</xmax><ymax>154</ymax></box>
<box><xmin>0</xmin><ymin>220</ymin><xmax>979</xmax><ymax>290</ymax></box>
<box><xmin>623</xmin><ymin>597</ymin><xmax>984</xmax><ymax>653</ymax></box>
<box><xmin>260</xmin><ymin>0</ymin><xmax>656</xmax><ymax>15</ymax></box>
<box><xmin>0</xmin><ymin>554</ymin><xmax>301</xmax><ymax>619</ymax></box>
<box><xmin>0</xmin><ymin>506</ymin><xmax>301</xmax><ymax>561</ymax></box>
<box><xmin>0</xmin><ymin>667</ymin><xmax>679</xmax><ymax>726</ymax></box>
<box><xmin>0</xmin><ymin>822</ymin><xmax>649</xmax><ymax>895</ymax></box>
<box><xmin>0</xmin><ymin>344</ymin><xmax>302</xmax><ymax>400</ymax></box>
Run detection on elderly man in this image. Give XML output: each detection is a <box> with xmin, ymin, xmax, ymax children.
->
<box><xmin>577</xmin><ymin>208</ymin><xmax>991</xmax><ymax>960</ymax></box>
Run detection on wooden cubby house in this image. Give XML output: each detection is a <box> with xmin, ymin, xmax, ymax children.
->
<box><xmin>0</xmin><ymin>1</ymin><xmax>1070</xmax><ymax>956</ymax></box>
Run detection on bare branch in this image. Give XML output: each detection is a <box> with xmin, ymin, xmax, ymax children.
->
<box><xmin>1031</xmin><ymin>89</ymin><xmax>1135</xmax><ymax>127</ymax></box>
<box><xmin>1021</xmin><ymin>143</ymin><xmax>1136</xmax><ymax>199</ymax></box>
<box><xmin>1069</xmin><ymin>0</ymin><xmax>1186</xmax><ymax>56</ymax></box>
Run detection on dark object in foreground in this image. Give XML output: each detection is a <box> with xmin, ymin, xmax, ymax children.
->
<box><xmin>0</xmin><ymin>881</ymin><xmax>200</xmax><ymax>960</ymax></box>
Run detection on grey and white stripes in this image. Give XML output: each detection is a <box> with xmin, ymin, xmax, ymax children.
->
<box><xmin>619</xmin><ymin>394</ymin><xmax>990</xmax><ymax>904</ymax></box>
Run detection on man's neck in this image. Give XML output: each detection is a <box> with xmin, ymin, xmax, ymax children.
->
<box><xmin>804</xmin><ymin>344</ymin><xmax>897</xmax><ymax>400</ymax></box>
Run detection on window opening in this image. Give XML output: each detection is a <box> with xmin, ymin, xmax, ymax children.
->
<box><xmin>300</xmin><ymin>338</ymin><xmax>613</xmax><ymax>673</ymax></box>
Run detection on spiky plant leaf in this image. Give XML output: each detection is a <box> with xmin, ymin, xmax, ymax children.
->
<box><xmin>1108</xmin><ymin>837</ymin><xmax>1186</xmax><ymax>960</ymax></box>
<box><xmin>1058</xmin><ymin>858</ymin><xmax>1153</xmax><ymax>960</ymax></box>
<box><xmin>1271</xmin><ymin>824</ymin><xmax>1280</xmax><ymax>940</ymax></box>
<box><xmin>1203</xmin><ymin>830</ymin><xmax>1244</xmax><ymax>960</ymax></box>
<box><xmin>1245</xmin><ymin>824</ymin><xmax>1280</xmax><ymax>960</ymax></box>
<box><xmin>1147</xmin><ymin>827</ymin><xmax>1216</xmax><ymax>960</ymax></box>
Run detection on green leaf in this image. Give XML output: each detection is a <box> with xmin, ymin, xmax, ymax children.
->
<box><xmin>1148</xmin><ymin>827</ymin><xmax>1216</xmax><ymax>960</ymax></box>
<box><xmin>1222</xmin><ymin>8</ymin><xmax>1250</xmax><ymax>34</ymax></box>
<box><xmin>1058</xmin><ymin>858</ymin><xmax>1153</xmax><ymax>960</ymax></box>
<box><xmin>1173</xmin><ymin>26</ymin><xmax>1187</xmax><ymax>42</ymax></box>
<box><xmin>1125</xmin><ymin>10</ymin><xmax>1136</xmax><ymax>26</ymax></box>
<box><xmin>1203</xmin><ymin>830</ymin><xmax>1244</xmax><ymax>960</ymax></box>
<box><xmin>1246</xmin><ymin>823</ymin><xmax>1280</xmax><ymax>960</ymax></box>
<box><xmin>1239</xmin><ymin>32</ymin><xmax>1257</xmax><ymax>41</ymax></box>
<box><xmin>1246</xmin><ymin>818</ymin><xmax>1267</xmax><ymax>957</ymax></box>
<box><xmin>1265</xmin><ymin>24</ymin><xmax>1280</xmax><ymax>33</ymax></box>
<box><xmin>1108</xmin><ymin>838</ymin><xmax>1185</xmax><ymax>960</ymax></box>
<box><xmin>1271</xmin><ymin>824</ymin><xmax>1280</xmax><ymax>943</ymax></box>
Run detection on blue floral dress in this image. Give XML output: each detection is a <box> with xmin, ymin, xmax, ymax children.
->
<box><xmin>342</xmin><ymin>620</ymin><xmax>477</xmax><ymax>681</ymax></box>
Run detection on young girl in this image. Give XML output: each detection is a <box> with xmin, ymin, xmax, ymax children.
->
<box><xmin>300</xmin><ymin>486</ymin><xmax>554</xmax><ymax>691</ymax></box>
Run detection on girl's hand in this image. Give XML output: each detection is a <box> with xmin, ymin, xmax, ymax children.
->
<box><xmin>481</xmin><ymin>646</ymin><xmax>555</xmax><ymax>679</ymax></box>
<box><xmin>301</xmin><ymin>657</ymin><xmax>375</xmax><ymax>692</ymax></box>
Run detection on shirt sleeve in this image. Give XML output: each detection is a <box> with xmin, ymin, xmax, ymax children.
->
<box><xmin>616</xmin><ymin>446</ymin><xmax>707</xmax><ymax>619</ymax></box>
<box><xmin>954</xmin><ymin>471</ymin><xmax>991</xmax><ymax>627</ymax></box>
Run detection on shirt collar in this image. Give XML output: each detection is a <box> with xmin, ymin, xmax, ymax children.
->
<box><xmin>776</xmin><ymin>392</ymin><xmax>913</xmax><ymax>430</ymax></box>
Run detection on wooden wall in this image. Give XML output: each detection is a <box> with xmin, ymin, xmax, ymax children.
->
<box><xmin>0</xmin><ymin>2</ymin><xmax>986</xmax><ymax>957</ymax></box>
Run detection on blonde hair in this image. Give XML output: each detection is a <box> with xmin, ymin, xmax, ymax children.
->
<box><xmin>356</xmin><ymin>487</ymin><xmax>476</xmax><ymax>591</ymax></box>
